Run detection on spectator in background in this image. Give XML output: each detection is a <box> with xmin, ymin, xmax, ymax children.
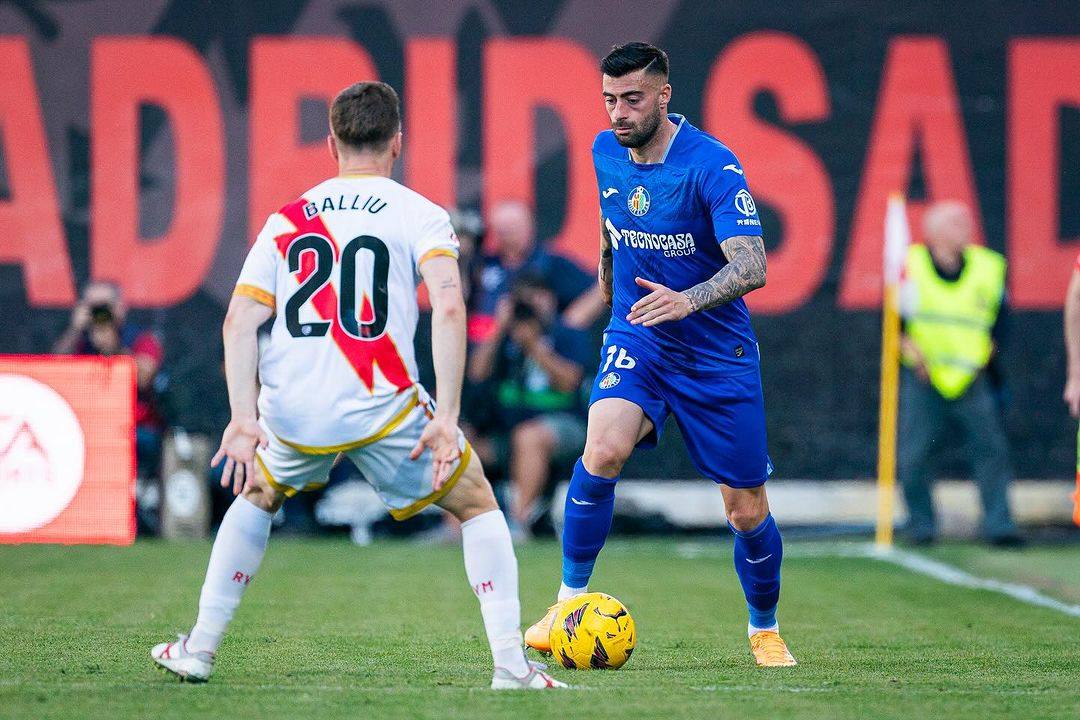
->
<box><xmin>472</xmin><ymin>200</ymin><xmax>604</xmax><ymax>342</ymax></box>
<box><xmin>897</xmin><ymin>201</ymin><xmax>1021</xmax><ymax>547</ymax></box>
<box><xmin>468</xmin><ymin>272</ymin><xmax>594</xmax><ymax>538</ymax></box>
<box><xmin>1060</xmin><ymin>256</ymin><xmax>1080</xmax><ymax>526</ymax></box>
<box><xmin>448</xmin><ymin>207</ymin><xmax>484</xmax><ymax>309</ymax></box>
<box><xmin>53</xmin><ymin>282</ymin><xmax>167</xmax><ymax>482</ymax></box>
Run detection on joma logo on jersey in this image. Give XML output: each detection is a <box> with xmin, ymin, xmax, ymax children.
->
<box><xmin>627</xmin><ymin>186</ymin><xmax>650</xmax><ymax>216</ymax></box>
<box><xmin>604</xmin><ymin>218</ymin><xmax>697</xmax><ymax>258</ymax></box>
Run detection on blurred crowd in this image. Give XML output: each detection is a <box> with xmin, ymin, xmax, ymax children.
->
<box><xmin>50</xmin><ymin>199</ymin><xmax>1066</xmax><ymax>546</ymax></box>
<box><xmin>458</xmin><ymin>200</ymin><xmax>606</xmax><ymax>538</ymax></box>
<box><xmin>50</xmin><ymin>200</ymin><xmax>606</xmax><ymax>540</ymax></box>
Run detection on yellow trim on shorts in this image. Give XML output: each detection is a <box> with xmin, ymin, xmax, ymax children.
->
<box><xmin>276</xmin><ymin>389</ymin><xmax>421</xmax><ymax>455</ymax></box>
<box><xmin>389</xmin><ymin>442</ymin><xmax>473</xmax><ymax>521</ymax></box>
<box><xmin>234</xmin><ymin>284</ymin><xmax>275</xmax><ymax>309</ymax></box>
<box><xmin>255</xmin><ymin>454</ymin><xmax>327</xmax><ymax>498</ymax></box>
<box><xmin>418</xmin><ymin>248</ymin><xmax>459</xmax><ymax>266</ymax></box>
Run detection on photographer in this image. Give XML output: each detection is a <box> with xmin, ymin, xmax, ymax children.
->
<box><xmin>53</xmin><ymin>282</ymin><xmax>167</xmax><ymax>486</ymax></box>
<box><xmin>468</xmin><ymin>273</ymin><xmax>594</xmax><ymax>538</ymax></box>
<box><xmin>471</xmin><ymin>200</ymin><xmax>604</xmax><ymax>343</ymax></box>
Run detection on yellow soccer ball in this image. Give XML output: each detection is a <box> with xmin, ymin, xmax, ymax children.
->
<box><xmin>549</xmin><ymin>592</ymin><xmax>636</xmax><ymax>670</ymax></box>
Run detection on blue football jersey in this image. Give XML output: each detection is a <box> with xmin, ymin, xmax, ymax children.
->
<box><xmin>594</xmin><ymin>114</ymin><xmax>763</xmax><ymax>375</ymax></box>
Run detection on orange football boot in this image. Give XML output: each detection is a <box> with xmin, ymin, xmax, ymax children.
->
<box><xmin>749</xmin><ymin>630</ymin><xmax>798</xmax><ymax>667</ymax></box>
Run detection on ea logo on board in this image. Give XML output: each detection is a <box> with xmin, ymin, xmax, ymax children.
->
<box><xmin>599</xmin><ymin>372</ymin><xmax>621</xmax><ymax>390</ymax></box>
<box><xmin>627</xmin><ymin>186</ymin><xmax>651</xmax><ymax>216</ymax></box>
<box><xmin>734</xmin><ymin>189</ymin><xmax>756</xmax><ymax>217</ymax></box>
<box><xmin>0</xmin><ymin>375</ymin><xmax>85</xmax><ymax>533</ymax></box>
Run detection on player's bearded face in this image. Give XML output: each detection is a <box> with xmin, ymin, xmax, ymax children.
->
<box><xmin>611</xmin><ymin>98</ymin><xmax>664</xmax><ymax>149</ymax></box>
<box><xmin>603</xmin><ymin>72</ymin><xmax>668</xmax><ymax>149</ymax></box>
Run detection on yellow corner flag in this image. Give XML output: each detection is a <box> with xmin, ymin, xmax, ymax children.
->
<box><xmin>876</xmin><ymin>193</ymin><xmax>911</xmax><ymax>548</ymax></box>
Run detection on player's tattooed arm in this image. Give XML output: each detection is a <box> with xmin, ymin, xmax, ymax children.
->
<box><xmin>598</xmin><ymin>214</ymin><xmax>614</xmax><ymax>306</ymax></box>
<box><xmin>628</xmin><ymin>234</ymin><xmax>766</xmax><ymax>327</ymax></box>
<box><xmin>683</xmin><ymin>235</ymin><xmax>767</xmax><ymax>313</ymax></box>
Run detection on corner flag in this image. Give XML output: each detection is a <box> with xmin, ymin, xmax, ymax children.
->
<box><xmin>876</xmin><ymin>194</ymin><xmax>911</xmax><ymax>548</ymax></box>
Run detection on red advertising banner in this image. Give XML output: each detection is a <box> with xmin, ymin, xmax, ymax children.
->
<box><xmin>0</xmin><ymin>356</ymin><xmax>135</xmax><ymax>545</ymax></box>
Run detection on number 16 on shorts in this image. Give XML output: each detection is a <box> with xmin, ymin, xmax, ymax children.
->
<box><xmin>602</xmin><ymin>345</ymin><xmax>637</xmax><ymax>373</ymax></box>
<box><xmin>598</xmin><ymin>345</ymin><xmax>636</xmax><ymax>390</ymax></box>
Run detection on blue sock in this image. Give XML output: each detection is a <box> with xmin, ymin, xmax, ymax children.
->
<box><xmin>561</xmin><ymin>458</ymin><xmax>618</xmax><ymax>589</ymax></box>
<box><xmin>730</xmin><ymin>513</ymin><xmax>783</xmax><ymax>630</ymax></box>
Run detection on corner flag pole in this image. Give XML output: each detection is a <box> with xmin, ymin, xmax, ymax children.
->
<box><xmin>876</xmin><ymin>194</ymin><xmax>910</xmax><ymax>548</ymax></box>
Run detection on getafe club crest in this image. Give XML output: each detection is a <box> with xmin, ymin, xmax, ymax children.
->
<box><xmin>599</xmin><ymin>372</ymin><xmax>621</xmax><ymax>389</ymax></box>
<box><xmin>627</xmin><ymin>186</ymin><xmax>650</xmax><ymax>216</ymax></box>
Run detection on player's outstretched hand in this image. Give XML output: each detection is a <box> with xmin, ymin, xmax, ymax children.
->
<box><xmin>410</xmin><ymin>415</ymin><xmax>462</xmax><ymax>491</ymax></box>
<box><xmin>628</xmin><ymin>277</ymin><xmax>694</xmax><ymax>327</ymax></box>
<box><xmin>211</xmin><ymin>417</ymin><xmax>270</xmax><ymax>496</ymax></box>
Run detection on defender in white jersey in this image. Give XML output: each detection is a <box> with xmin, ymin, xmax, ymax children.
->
<box><xmin>234</xmin><ymin>173</ymin><xmax>471</xmax><ymax>515</ymax></box>
<box><xmin>150</xmin><ymin>81</ymin><xmax>564</xmax><ymax>691</ymax></box>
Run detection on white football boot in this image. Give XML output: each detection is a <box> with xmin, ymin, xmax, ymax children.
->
<box><xmin>491</xmin><ymin>659</ymin><xmax>567</xmax><ymax>690</ymax></box>
<box><xmin>151</xmin><ymin>633</ymin><xmax>214</xmax><ymax>682</ymax></box>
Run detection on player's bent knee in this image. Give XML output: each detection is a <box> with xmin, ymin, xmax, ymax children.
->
<box><xmin>727</xmin><ymin>507</ymin><xmax>767</xmax><ymax>533</ymax></box>
<box><xmin>582</xmin><ymin>436</ymin><xmax>633</xmax><ymax>478</ymax></box>
<box><xmin>725</xmin><ymin>491</ymin><xmax>769</xmax><ymax>532</ymax></box>
<box><xmin>437</xmin><ymin>455</ymin><xmax>499</xmax><ymax>522</ymax></box>
<box><xmin>242</xmin><ymin>466</ymin><xmax>286</xmax><ymax>513</ymax></box>
<box><xmin>242</xmin><ymin>483</ymin><xmax>284</xmax><ymax>513</ymax></box>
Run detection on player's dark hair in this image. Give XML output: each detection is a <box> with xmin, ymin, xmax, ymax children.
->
<box><xmin>601</xmin><ymin>42</ymin><xmax>669</xmax><ymax>78</ymax></box>
<box><xmin>330</xmin><ymin>81</ymin><xmax>400</xmax><ymax>153</ymax></box>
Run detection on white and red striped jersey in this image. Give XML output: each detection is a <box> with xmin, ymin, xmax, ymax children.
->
<box><xmin>235</xmin><ymin>175</ymin><xmax>457</xmax><ymax>450</ymax></box>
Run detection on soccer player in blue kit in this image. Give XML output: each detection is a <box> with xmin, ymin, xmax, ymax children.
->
<box><xmin>524</xmin><ymin>42</ymin><xmax>796</xmax><ymax>667</ymax></box>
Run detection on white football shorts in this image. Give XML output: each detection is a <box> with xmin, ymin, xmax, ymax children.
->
<box><xmin>254</xmin><ymin>389</ymin><xmax>472</xmax><ymax>520</ymax></box>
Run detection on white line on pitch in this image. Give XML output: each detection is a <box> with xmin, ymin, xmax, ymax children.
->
<box><xmin>674</xmin><ymin>541</ymin><xmax>1080</xmax><ymax>618</ymax></box>
<box><xmin>872</xmin><ymin>546</ymin><xmax>1080</xmax><ymax>618</ymax></box>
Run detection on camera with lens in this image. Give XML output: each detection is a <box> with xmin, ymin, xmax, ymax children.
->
<box><xmin>90</xmin><ymin>303</ymin><xmax>115</xmax><ymax>324</ymax></box>
<box><xmin>511</xmin><ymin>298</ymin><xmax>538</xmax><ymax>323</ymax></box>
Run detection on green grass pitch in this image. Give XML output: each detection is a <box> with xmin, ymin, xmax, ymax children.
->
<box><xmin>1</xmin><ymin>538</ymin><xmax>1077</xmax><ymax>719</ymax></box>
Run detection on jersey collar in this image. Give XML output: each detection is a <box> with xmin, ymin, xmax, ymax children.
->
<box><xmin>627</xmin><ymin>113</ymin><xmax>686</xmax><ymax>166</ymax></box>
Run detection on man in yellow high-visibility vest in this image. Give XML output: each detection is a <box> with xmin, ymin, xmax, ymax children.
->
<box><xmin>898</xmin><ymin>201</ymin><xmax>1021</xmax><ymax>546</ymax></box>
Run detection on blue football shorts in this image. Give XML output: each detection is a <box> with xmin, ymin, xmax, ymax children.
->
<box><xmin>588</xmin><ymin>330</ymin><xmax>773</xmax><ymax>488</ymax></box>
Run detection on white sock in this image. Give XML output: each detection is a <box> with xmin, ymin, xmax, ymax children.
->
<box><xmin>187</xmin><ymin>496</ymin><xmax>272</xmax><ymax>654</ymax></box>
<box><xmin>748</xmin><ymin>621</ymin><xmax>780</xmax><ymax>637</ymax></box>
<box><xmin>558</xmin><ymin>582</ymin><xmax>587</xmax><ymax>601</ymax></box>
<box><xmin>460</xmin><ymin>510</ymin><xmax>529</xmax><ymax>676</ymax></box>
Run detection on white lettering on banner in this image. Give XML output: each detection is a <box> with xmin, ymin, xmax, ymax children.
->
<box><xmin>0</xmin><ymin>375</ymin><xmax>85</xmax><ymax>533</ymax></box>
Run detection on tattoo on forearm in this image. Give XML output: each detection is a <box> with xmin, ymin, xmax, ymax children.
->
<box><xmin>683</xmin><ymin>235</ymin><xmax>766</xmax><ymax>312</ymax></box>
<box><xmin>599</xmin><ymin>216</ymin><xmax>614</xmax><ymax>290</ymax></box>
